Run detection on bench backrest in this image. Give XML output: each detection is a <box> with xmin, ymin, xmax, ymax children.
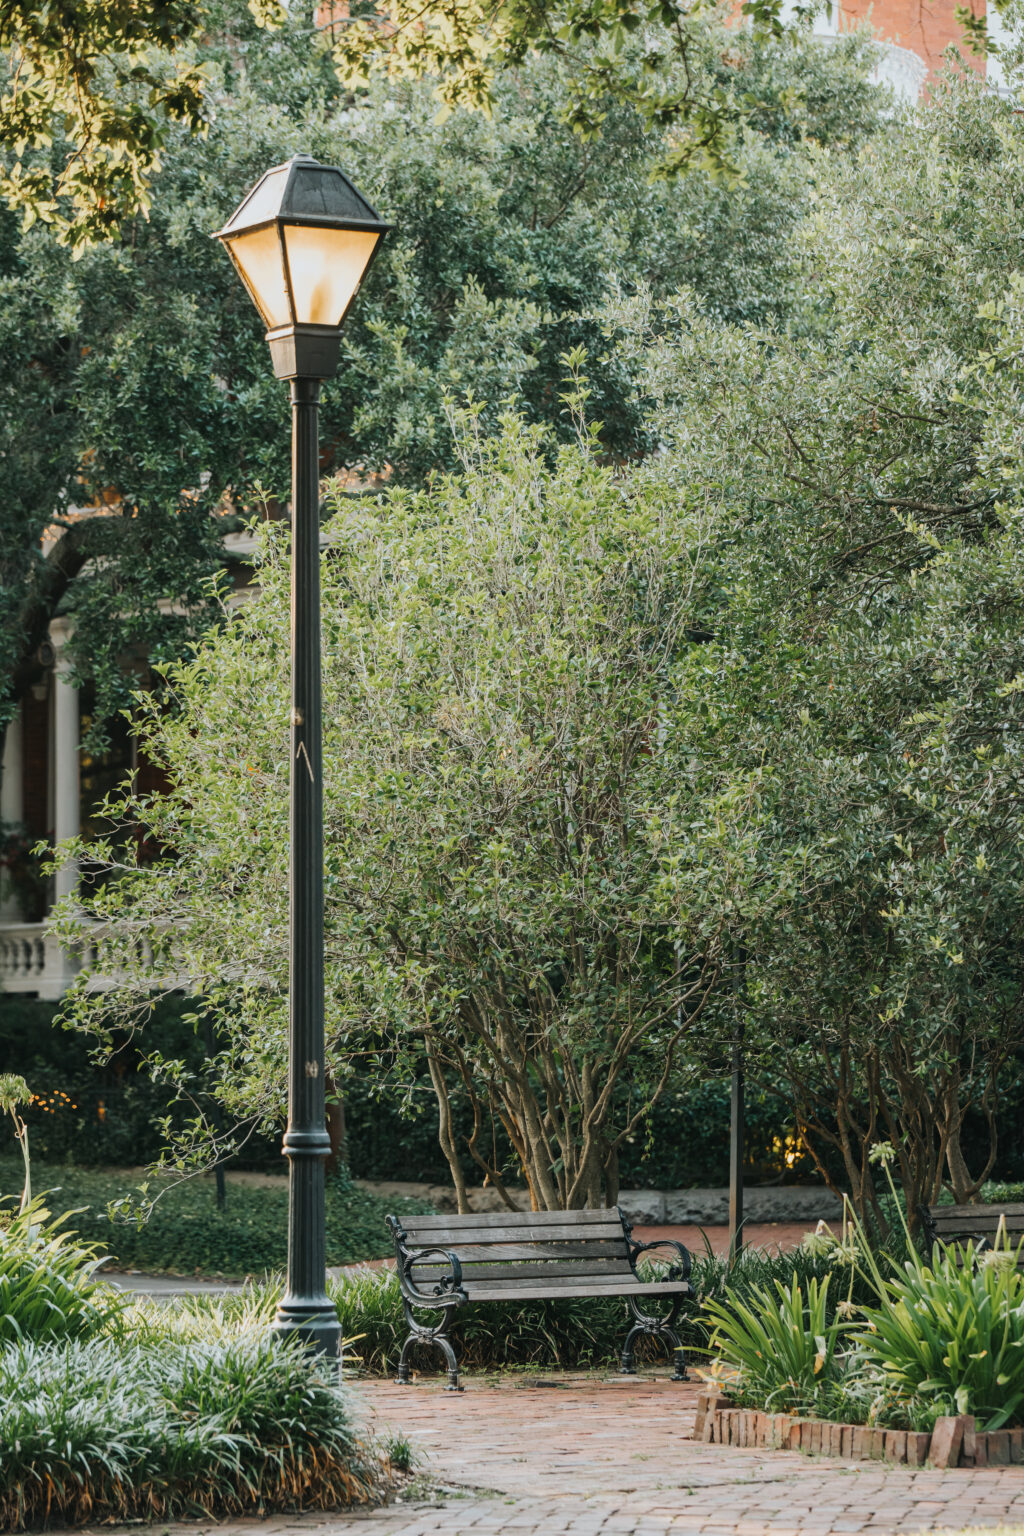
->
<box><xmin>922</xmin><ymin>1203</ymin><xmax>1024</xmax><ymax>1251</ymax></box>
<box><xmin>391</xmin><ymin>1208</ymin><xmax>634</xmax><ymax>1284</ymax></box>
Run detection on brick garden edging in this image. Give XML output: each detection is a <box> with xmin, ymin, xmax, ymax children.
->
<box><xmin>694</xmin><ymin>1393</ymin><xmax>1024</xmax><ymax>1469</ymax></box>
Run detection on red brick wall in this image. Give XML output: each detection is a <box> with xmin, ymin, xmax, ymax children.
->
<box><xmin>838</xmin><ymin>0</ymin><xmax>984</xmax><ymax>77</ymax></box>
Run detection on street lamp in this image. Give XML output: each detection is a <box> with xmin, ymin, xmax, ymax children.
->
<box><xmin>214</xmin><ymin>154</ymin><xmax>390</xmax><ymax>1358</ymax></box>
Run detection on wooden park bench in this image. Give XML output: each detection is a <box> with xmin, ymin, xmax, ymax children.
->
<box><xmin>919</xmin><ymin>1202</ymin><xmax>1024</xmax><ymax>1261</ymax></box>
<box><xmin>385</xmin><ymin>1207</ymin><xmax>693</xmax><ymax>1391</ymax></box>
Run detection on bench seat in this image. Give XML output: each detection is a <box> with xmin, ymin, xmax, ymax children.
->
<box><xmin>386</xmin><ymin>1206</ymin><xmax>693</xmax><ymax>1390</ymax></box>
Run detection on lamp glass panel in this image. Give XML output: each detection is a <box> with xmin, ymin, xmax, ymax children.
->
<box><xmin>222</xmin><ymin>167</ymin><xmax>288</xmax><ymax>234</ymax></box>
<box><xmin>282</xmin><ymin>225</ymin><xmax>380</xmax><ymax>325</ymax></box>
<box><xmin>225</xmin><ymin>226</ymin><xmax>291</xmax><ymax>328</ymax></box>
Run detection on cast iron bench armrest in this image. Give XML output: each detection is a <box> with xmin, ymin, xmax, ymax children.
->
<box><xmin>401</xmin><ymin>1245</ymin><xmax>467</xmax><ymax>1305</ymax></box>
<box><xmin>387</xmin><ymin>1215</ymin><xmax>467</xmax><ymax>1308</ymax></box>
<box><xmin>627</xmin><ymin>1236</ymin><xmax>692</xmax><ymax>1284</ymax></box>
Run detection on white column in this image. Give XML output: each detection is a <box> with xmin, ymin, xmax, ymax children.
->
<box><xmin>1</xmin><ymin>708</ymin><xmax>23</xmax><ymax>826</ymax></box>
<box><xmin>985</xmin><ymin>0</ymin><xmax>1012</xmax><ymax>94</ymax></box>
<box><xmin>51</xmin><ymin>623</ymin><xmax>80</xmax><ymax>906</ymax></box>
<box><xmin>1</xmin><ymin>708</ymin><xmax>24</xmax><ymax>922</ymax></box>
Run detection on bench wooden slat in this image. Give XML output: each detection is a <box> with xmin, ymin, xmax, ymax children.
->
<box><xmin>409</xmin><ymin>1240</ymin><xmax>629</xmax><ymax>1263</ymax></box>
<box><xmin>412</xmin><ymin>1258</ymin><xmax>636</xmax><ymax>1282</ymax></box>
<box><xmin>465</xmin><ymin>1278</ymin><xmax>691</xmax><ymax>1302</ymax></box>
<box><xmin>397</xmin><ymin>1222</ymin><xmax>625</xmax><ymax>1246</ymax></box>
<box><xmin>929</xmin><ymin>1203</ymin><xmax>1024</xmax><ymax>1216</ymax></box>
<box><xmin>929</xmin><ymin>1205</ymin><xmax>1024</xmax><ymax>1224</ymax></box>
<box><xmin>401</xmin><ymin>1208</ymin><xmax>618</xmax><ymax>1231</ymax></box>
<box><xmin>930</xmin><ymin>1220</ymin><xmax>1024</xmax><ymax>1235</ymax></box>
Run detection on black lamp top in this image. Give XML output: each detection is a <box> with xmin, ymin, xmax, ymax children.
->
<box><xmin>215</xmin><ymin>153</ymin><xmax>389</xmax><ymax>237</ymax></box>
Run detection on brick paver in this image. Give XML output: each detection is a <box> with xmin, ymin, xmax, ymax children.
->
<box><xmin>99</xmin><ymin>1373</ymin><xmax>1024</xmax><ymax>1536</ymax></box>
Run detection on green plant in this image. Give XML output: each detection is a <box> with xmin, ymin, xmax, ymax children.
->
<box><xmin>383</xmin><ymin>1434</ymin><xmax>415</xmax><ymax>1474</ymax></box>
<box><xmin>817</xmin><ymin>1362</ymin><xmax>953</xmax><ymax>1434</ymax></box>
<box><xmin>0</xmin><ymin>1074</ymin><xmax>32</xmax><ymax>1211</ymax></box>
<box><xmin>843</xmin><ymin>1147</ymin><xmax>1024</xmax><ymax>1430</ymax></box>
<box><xmin>983</xmin><ymin>1181</ymin><xmax>1024</xmax><ymax>1204</ymax></box>
<box><xmin>330</xmin><ymin>1266</ymin><xmax>633</xmax><ymax>1375</ymax></box>
<box><xmin>0</xmin><ymin>1201</ymin><xmax>125</xmax><ymax>1347</ymax></box>
<box><xmin>856</xmin><ymin>1245</ymin><xmax>1024</xmax><ymax>1431</ymax></box>
<box><xmin>703</xmin><ymin>1272</ymin><xmax>850</xmax><ymax>1413</ymax></box>
<box><xmin>0</xmin><ymin>1334</ymin><xmax>390</xmax><ymax>1529</ymax></box>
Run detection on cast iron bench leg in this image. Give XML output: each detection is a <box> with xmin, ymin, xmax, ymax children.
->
<box><xmin>395</xmin><ymin>1299</ymin><xmax>463</xmax><ymax>1391</ymax></box>
<box><xmin>620</xmin><ymin>1297</ymin><xmax>688</xmax><ymax>1381</ymax></box>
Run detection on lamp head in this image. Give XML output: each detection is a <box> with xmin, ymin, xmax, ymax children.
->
<box><xmin>214</xmin><ymin>154</ymin><xmax>390</xmax><ymax>379</ymax></box>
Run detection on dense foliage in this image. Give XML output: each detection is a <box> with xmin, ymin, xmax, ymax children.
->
<box><xmin>0</xmin><ymin>1332</ymin><xmax>389</xmax><ymax>1529</ymax></box>
<box><xmin>0</xmin><ymin>0</ymin><xmax>887</xmax><ymax>251</ymax></box>
<box><xmin>0</xmin><ymin>0</ymin><xmax>214</xmax><ymax>247</ymax></box>
<box><xmin>0</xmin><ymin>1157</ymin><xmax>429</xmax><ymax>1277</ymax></box>
<box><xmin>53</xmin><ymin>69</ymin><xmax>1024</xmax><ymax>1217</ymax></box>
<box><xmin>0</xmin><ymin>1202</ymin><xmax>125</xmax><ymax>1345</ymax></box>
<box><xmin>707</xmin><ymin>1163</ymin><xmax>1024</xmax><ymax>1431</ymax></box>
<box><xmin>0</xmin><ymin>2</ymin><xmax>877</xmax><ymax>756</ymax></box>
<box><xmin>623</xmin><ymin>76</ymin><xmax>1024</xmax><ymax>1227</ymax></box>
<box><xmin>55</xmin><ymin>407</ymin><xmax>758</xmax><ymax>1209</ymax></box>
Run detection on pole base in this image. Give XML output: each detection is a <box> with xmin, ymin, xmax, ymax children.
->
<box><xmin>272</xmin><ymin>1299</ymin><xmax>341</xmax><ymax>1362</ymax></box>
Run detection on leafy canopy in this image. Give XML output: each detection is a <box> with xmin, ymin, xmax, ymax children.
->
<box><xmin>0</xmin><ymin>2</ymin><xmax>879</xmax><ymax>743</ymax></box>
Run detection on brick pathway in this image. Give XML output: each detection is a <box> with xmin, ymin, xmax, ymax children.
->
<box><xmin>140</xmin><ymin>1373</ymin><xmax>1024</xmax><ymax>1536</ymax></box>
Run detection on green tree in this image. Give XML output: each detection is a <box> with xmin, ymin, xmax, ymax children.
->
<box><xmin>325</xmin><ymin>0</ymin><xmax>873</xmax><ymax>179</ymax></box>
<box><xmin>34</xmin><ymin>12</ymin><xmax>889</xmax><ymax>1204</ymax></box>
<box><xmin>1</xmin><ymin>0</ymin><xmax>243</xmax><ymax>248</ymax></box>
<box><xmin>624</xmin><ymin>74</ymin><xmax>1024</xmax><ymax>1229</ymax></box>
<box><xmin>1</xmin><ymin>3</ymin><xmax>878</xmax><ymax>754</ymax></box>
<box><xmin>53</xmin><ymin>396</ymin><xmax>774</xmax><ymax>1208</ymax></box>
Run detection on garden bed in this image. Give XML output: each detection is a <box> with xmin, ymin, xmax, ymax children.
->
<box><xmin>695</xmin><ymin>1395</ymin><xmax>1024</xmax><ymax>1468</ymax></box>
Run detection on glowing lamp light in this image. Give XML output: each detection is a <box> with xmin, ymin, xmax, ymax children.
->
<box><xmin>213</xmin><ymin>153</ymin><xmax>390</xmax><ymax>380</ymax></box>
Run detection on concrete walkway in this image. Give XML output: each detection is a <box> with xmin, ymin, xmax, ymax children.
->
<box><xmin>136</xmin><ymin>1373</ymin><xmax>1024</xmax><ymax>1536</ymax></box>
<box><xmin>102</xmin><ymin>1271</ymin><xmax>245</xmax><ymax>1296</ymax></box>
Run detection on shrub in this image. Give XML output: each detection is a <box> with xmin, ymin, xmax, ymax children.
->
<box><xmin>0</xmin><ymin>1334</ymin><xmax>390</xmax><ymax>1530</ymax></box>
<box><xmin>705</xmin><ymin>1156</ymin><xmax>1024</xmax><ymax>1431</ymax></box>
<box><xmin>853</xmin><ymin>1149</ymin><xmax>1024</xmax><ymax>1430</ymax></box>
<box><xmin>857</xmin><ymin>1242</ymin><xmax>1024</xmax><ymax>1431</ymax></box>
<box><xmin>330</xmin><ymin>1266</ymin><xmax>633</xmax><ymax>1375</ymax></box>
<box><xmin>0</xmin><ymin>1203</ymin><xmax>126</xmax><ymax>1346</ymax></box>
<box><xmin>703</xmin><ymin>1272</ymin><xmax>849</xmax><ymax>1413</ymax></box>
<box><xmin>326</xmin><ymin>1247</ymin><xmax>847</xmax><ymax>1376</ymax></box>
<box><xmin>983</xmin><ymin>1181</ymin><xmax>1024</xmax><ymax>1204</ymax></box>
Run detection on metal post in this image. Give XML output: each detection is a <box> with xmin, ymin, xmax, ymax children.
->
<box><xmin>728</xmin><ymin>1029</ymin><xmax>744</xmax><ymax>1261</ymax></box>
<box><xmin>272</xmin><ymin>376</ymin><xmax>340</xmax><ymax>1360</ymax></box>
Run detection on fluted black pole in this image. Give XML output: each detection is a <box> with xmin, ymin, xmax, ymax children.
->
<box><xmin>273</xmin><ymin>376</ymin><xmax>340</xmax><ymax>1360</ymax></box>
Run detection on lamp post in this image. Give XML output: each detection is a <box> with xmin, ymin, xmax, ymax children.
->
<box><xmin>214</xmin><ymin>155</ymin><xmax>390</xmax><ymax>1357</ymax></box>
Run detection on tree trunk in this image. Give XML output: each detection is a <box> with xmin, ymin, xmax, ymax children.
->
<box><xmin>325</xmin><ymin>1074</ymin><xmax>346</xmax><ymax>1177</ymax></box>
<box><xmin>426</xmin><ymin>1045</ymin><xmax>469</xmax><ymax>1213</ymax></box>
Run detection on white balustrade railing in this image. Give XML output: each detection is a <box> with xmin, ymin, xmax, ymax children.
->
<box><xmin>0</xmin><ymin>922</ymin><xmax>79</xmax><ymax>998</ymax></box>
<box><xmin>1</xmin><ymin>919</ymin><xmax>181</xmax><ymax>997</ymax></box>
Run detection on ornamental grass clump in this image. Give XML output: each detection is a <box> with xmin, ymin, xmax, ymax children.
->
<box><xmin>703</xmin><ymin>1271</ymin><xmax>850</xmax><ymax>1413</ymax></box>
<box><xmin>857</xmin><ymin>1242</ymin><xmax>1024</xmax><ymax>1430</ymax></box>
<box><xmin>0</xmin><ymin>1203</ymin><xmax>125</xmax><ymax>1347</ymax></box>
<box><xmin>0</xmin><ymin>1333</ymin><xmax>390</xmax><ymax>1530</ymax></box>
<box><xmin>851</xmin><ymin>1149</ymin><xmax>1024</xmax><ymax>1431</ymax></box>
<box><xmin>329</xmin><ymin>1264</ymin><xmax>632</xmax><ymax>1374</ymax></box>
<box><xmin>705</xmin><ymin>1147</ymin><xmax>1024</xmax><ymax>1433</ymax></box>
